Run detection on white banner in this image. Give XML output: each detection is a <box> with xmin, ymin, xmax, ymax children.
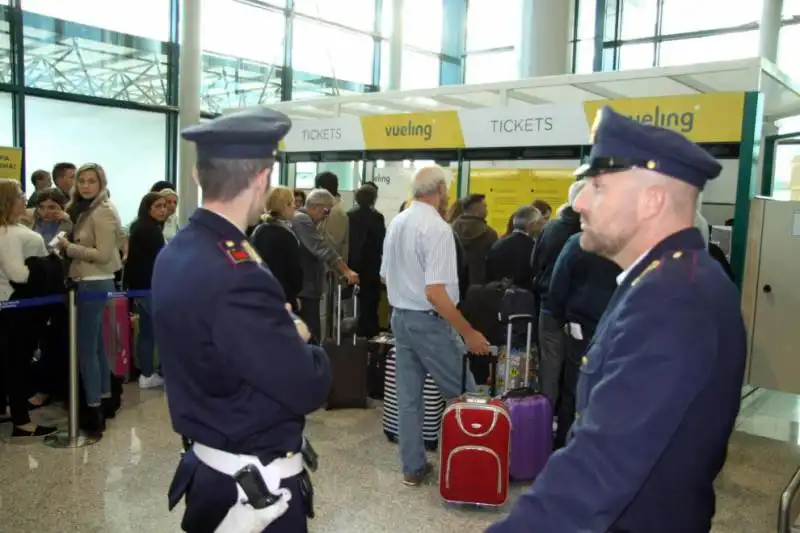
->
<box><xmin>282</xmin><ymin>117</ymin><xmax>365</xmax><ymax>152</ymax></box>
<box><xmin>458</xmin><ymin>105</ymin><xmax>590</xmax><ymax>149</ymax></box>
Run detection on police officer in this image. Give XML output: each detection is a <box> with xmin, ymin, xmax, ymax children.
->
<box><xmin>486</xmin><ymin>106</ymin><xmax>746</xmax><ymax>533</ymax></box>
<box><xmin>152</xmin><ymin>108</ymin><xmax>332</xmax><ymax>533</ymax></box>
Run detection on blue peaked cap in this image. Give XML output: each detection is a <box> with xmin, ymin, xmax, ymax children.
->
<box><xmin>181</xmin><ymin>108</ymin><xmax>292</xmax><ymax>160</ymax></box>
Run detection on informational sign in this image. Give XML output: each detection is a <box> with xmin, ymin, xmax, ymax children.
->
<box><xmin>469</xmin><ymin>168</ymin><xmax>574</xmax><ymax>234</ymax></box>
<box><xmin>361</xmin><ymin>111</ymin><xmax>464</xmax><ymax>151</ymax></box>
<box><xmin>0</xmin><ymin>147</ymin><xmax>22</xmax><ymax>181</ymax></box>
<box><xmin>459</xmin><ymin>105</ymin><xmax>589</xmax><ymax>148</ymax></box>
<box><xmin>280</xmin><ymin>116</ymin><xmax>364</xmax><ymax>152</ymax></box>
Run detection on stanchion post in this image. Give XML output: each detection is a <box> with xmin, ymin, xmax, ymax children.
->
<box><xmin>45</xmin><ymin>285</ymin><xmax>100</xmax><ymax>449</ymax></box>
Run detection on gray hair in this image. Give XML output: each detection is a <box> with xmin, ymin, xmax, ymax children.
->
<box><xmin>411</xmin><ymin>166</ymin><xmax>448</xmax><ymax>198</ymax></box>
<box><xmin>511</xmin><ymin>205</ymin><xmax>542</xmax><ymax>231</ymax></box>
<box><xmin>306</xmin><ymin>188</ymin><xmax>335</xmax><ymax>208</ymax></box>
<box><xmin>568</xmin><ymin>180</ymin><xmax>587</xmax><ymax>207</ymax></box>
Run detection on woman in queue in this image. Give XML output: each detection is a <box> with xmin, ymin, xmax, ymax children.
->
<box><xmin>123</xmin><ymin>192</ymin><xmax>167</xmax><ymax>390</ymax></box>
<box><xmin>149</xmin><ymin>181</ymin><xmax>179</xmax><ymax>242</ymax></box>
<box><xmin>250</xmin><ymin>186</ymin><xmax>303</xmax><ymax>311</ymax></box>
<box><xmin>55</xmin><ymin>163</ymin><xmax>122</xmax><ymax>438</ymax></box>
<box><xmin>0</xmin><ymin>178</ymin><xmax>58</xmax><ymax>439</ymax></box>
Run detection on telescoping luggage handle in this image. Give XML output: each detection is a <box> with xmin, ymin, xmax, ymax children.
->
<box><xmin>336</xmin><ymin>283</ymin><xmax>360</xmax><ymax>347</ymax></box>
<box><xmin>461</xmin><ymin>347</ymin><xmax>499</xmax><ymax>397</ymax></box>
<box><xmin>503</xmin><ymin>314</ymin><xmax>535</xmax><ymax>392</ymax></box>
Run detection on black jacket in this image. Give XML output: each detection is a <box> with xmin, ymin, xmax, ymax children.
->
<box><xmin>548</xmin><ymin>232</ymin><xmax>621</xmax><ymax>331</ymax></box>
<box><xmin>485</xmin><ymin>230</ymin><xmax>535</xmax><ymax>292</ymax></box>
<box><xmin>251</xmin><ymin>218</ymin><xmax>303</xmax><ymax>307</ymax></box>
<box><xmin>454</xmin><ymin>230</ymin><xmax>469</xmax><ymax>302</ymax></box>
<box><xmin>531</xmin><ymin>206</ymin><xmax>581</xmax><ymax>308</ymax></box>
<box><xmin>347</xmin><ymin>206</ymin><xmax>385</xmax><ymax>286</ymax></box>
<box><xmin>124</xmin><ymin>220</ymin><xmax>165</xmax><ymax>291</ymax></box>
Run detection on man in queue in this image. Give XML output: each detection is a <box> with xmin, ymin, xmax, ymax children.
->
<box><xmin>152</xmin><ymin>108</ymin><xmax>332</xmax><ymax>533</ymax></box>
<box><xmin>486</xmin><ymin>106</ymin><xmax>746</xmax><ymax>533</ymax></box>
<box><xmin>381</xmin><ymin>165</ymin><xmax>491</xmax><ymax>486</ymax></box>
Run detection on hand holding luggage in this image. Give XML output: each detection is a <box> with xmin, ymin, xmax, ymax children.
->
<box><xmin>324</xmin><ymin>284</ymin><xmax>369</xmax><ymax>410</ymax></box>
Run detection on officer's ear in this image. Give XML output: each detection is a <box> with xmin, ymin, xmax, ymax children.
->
<box><xmin>191</xmin><ymin>167</ymin><xmax>200</xmax><ymax>186</ymax></box>
<box><xmin>253</xmin><ymin>166</ymin><xmax>270</xmax><ymax>193</ymax></box>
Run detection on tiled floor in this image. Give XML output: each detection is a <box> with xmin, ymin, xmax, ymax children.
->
<box><xmin>0</xmin><ymin>386</ymin><xmax>798</xmax><ymax>533</ymax></box>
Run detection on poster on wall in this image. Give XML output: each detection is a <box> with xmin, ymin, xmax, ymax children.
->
<box><xmin>468</xmin><ymin>168</ymin><xmax>574</xmax><ymax>235</ymax></box>
<box><xmin>0</xmin><ymin>147</ymin><xmax>22</xmax><ymax>181</ymax></box>
<box><xmin>371</xmin><ymin>165</ymin><xmax>457</xmax><ymax>224</ymax></box>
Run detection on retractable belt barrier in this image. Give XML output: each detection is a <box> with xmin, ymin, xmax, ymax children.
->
<box><xmin>0</xmin><ymin>288</ymin><xmax>151</xmax><ymax>449</ymax></box>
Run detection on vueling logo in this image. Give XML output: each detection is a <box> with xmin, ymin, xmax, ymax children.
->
<box><xmin>626</xmin><ymin>106</ymin><xmax>697</xmax><ymax>133</ymax></box>
<box><xmin>384</xmin><ymin>120</ymin><xmax>433</xmax><ymax>141</ymax></box>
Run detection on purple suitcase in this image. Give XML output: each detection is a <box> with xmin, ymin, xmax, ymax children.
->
<box><xmin>502</xmin><ymin>316</ymin><xmax>553</xmax><ymax>481</ymax></box>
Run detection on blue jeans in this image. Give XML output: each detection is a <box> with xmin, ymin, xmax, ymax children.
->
<box><xmin>135</xmin><ymin>296</ymin><xmax>157</xmax><ymax>377</ymax></box>
<box><xmin>391</xmin><ymin>309</ymin><xmax>477</xmax><ymax>476</ymax></box>
<box><xmin>76</xmin><ymin>279</ymin><xmax>114</xmax><ymax>406</ymax></box>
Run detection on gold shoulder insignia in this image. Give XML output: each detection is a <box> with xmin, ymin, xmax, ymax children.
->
<box><xmin>218</xmin><ymin>239</ymin><xmax>253</xmax><ymax>266</ymax></box>
<box><xmin>672</xmin><ymin>250</ymin><xmax>683</xmax><ymax>260</ymax></box>
<box><xmin>241</xmin><ymin>240</ymin><xmax>263</xmax><ymax>264</ymax></box>
<box><xmin>631</xmin><ymin>259</ymin><xmax>661</xmax><ymax>286</ymax></box>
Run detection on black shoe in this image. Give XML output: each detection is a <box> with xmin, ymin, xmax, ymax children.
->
<box><xmin>102</xmin><ymin>397</ymin><xmax>120</xmax><ymax>420</ymax></box>
<box><xmin>11</xmin><ymin>424</ymin><xmax>58</xmax><ymax>440</ymax></box>
<box><xmin>80</xmin><ymin>406</ymin><xmax>105</xmax><ymax>437</ymax></box>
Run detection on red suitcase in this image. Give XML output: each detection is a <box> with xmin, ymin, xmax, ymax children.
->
<box><xmin>439</xmin><ymin>354</ymin><xmax>511</xmax><ymax>507</ymax></box>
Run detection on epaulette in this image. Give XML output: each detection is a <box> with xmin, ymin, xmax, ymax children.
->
<box><xmin>630</xmin><ymin>249</ymin><xmax>688</xmax><ymax>286</ymax></box>
<box><xmin>218</xmin><ymin>239</ymin><xmax>263</xmax><ymax>266</ymax></box>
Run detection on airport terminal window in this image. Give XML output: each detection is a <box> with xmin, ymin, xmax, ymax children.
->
<box><xmin>21</xmin><ymin>15</ymin><xmax>170</xmax><ymax>105</ymax></box>
<box><xmin>293</xmin><ymin>0</ymin><xmax>375</xmax><ymax>33</ymax></box>
<box><xmin>292</xmin><ymin>20</ymin><xmax>374</xmax><ymax>85</ymax></box>
<box><xmin>403</xmin><ymin>0</ymin><xmax>444</xmax><ymax>53</ymax></box>
<box><xmin>24</xmin><ymin>97</ymin><xmax>168</xmax><ymax>226</ymax></box>
<box><xmin>785</xmin><ymin>0</ymin><xmax>800</xmax><ymax>18</ymax></box>
<box><xmin>659</xmin><ymin>30</ymin><xmax>759</xmax><ymax>67</ymax></box>
<box><xmin>617</xmin><ymin>42</ymin><xmax>655</xmax><ymax>71</ymax></box>
<box><xmin>0</xmin><ymin>92</ymin><xmax>12</xmax><ymax>148</ymax></box>
<box><xmin>379</xmin><ymin>41</ymin><xmax>391</xmax><ymax>90</ymax></box>
<box><xmin>779</xmin><ymin>24</ymin><xmax>800</xmax><ymax>82</ymax></box>
<box><xmin>465</xmin><ymin>0</ymin><xmax>521</xmax><ymax>51</ymax></box>
<box><xmin>618</xmin><ymin>0</ymin><xmax>658</xmax><ymax>40</ymax></box>
<box><xmin>202</xmin><ymin>0</ymin><xmax>285</xmax><ymax>66</ymax></box>
<box><xmin>574</xmin><ymin>40</ymin><xmax>595</xmax><ymax>73</ymax></box>
<box><xmin>465</xmin><ymin>51</ymin><xmax>518</xmax><ymax>84</ymax></box>
<box><xmin>661</xmin><ymin>0</ymin><xmax>763</xmax><ymax>34</ymax></box>
<box><xmin>21</xmin><ymin>0</ymin><xmax>171</xmax><ymax>41</ymax></box>
<box><xmin>295</xmin><ymin>162</ymin><xmax>318</xmax><ymax>190</ymax></box>
<box><xmin>401</xmin><ymin>50</ymin><xmax>441</xmax><ymax>90</ymax></box>
<box><xmin>576</xmin><ymin>0</ymin><xmax>597</xmax><ymax>40</ymax></box>
<box><xmin>0</xmin><ymin>8</ymin><xmax>9</xmax><ymax>82</ymax></box>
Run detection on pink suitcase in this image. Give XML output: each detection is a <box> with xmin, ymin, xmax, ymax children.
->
<box><xmin>103</xmin><ymin>298</ymin><xmax>131</xmax><ymax>377</ymax></box>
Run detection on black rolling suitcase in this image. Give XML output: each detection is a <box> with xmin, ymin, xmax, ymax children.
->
<box><xmin>324</xmin><ymin>284</ymin><xmax>369</xmax><ymax>410</ymax></box>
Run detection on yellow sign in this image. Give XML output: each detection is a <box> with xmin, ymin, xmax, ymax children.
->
<box><xmin>583</xmin><ymin>92</ymin><xmax>745</xmax><ymax>144</ymax></box>
<box><xmin>468</xmin><ymin>168</ymin><xmax>573</xmax><ymax>234</ymax></box>
<box><xmin>0</xmin><ymin>147</ymin><xmax>22</xmax><ymax>181</ymax></box>
<box><xmin>361</xmin><ymin>111</ymin><xmax>465</xmax><ymax>151</ymax></box>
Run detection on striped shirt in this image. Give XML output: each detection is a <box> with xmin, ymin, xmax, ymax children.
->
<box><xmin>380</xmin><ymin>201</ymin><xmax>460</xmax><ymax>311</ymax></box>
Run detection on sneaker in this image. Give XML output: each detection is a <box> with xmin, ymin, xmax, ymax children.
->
<box><xmin>139</xmin><ymin>374</ymin><xmax>165</xmax><ymax>389</ymax></box>
<box><xmin>402</xmin><ymin>462</ymin><xmax>434</xmax><ymax>487</ymax></box>
<box><xmin>11</xmin><ymin>425</ymin><xmax>57</xmax><ymax>440</ymax></box>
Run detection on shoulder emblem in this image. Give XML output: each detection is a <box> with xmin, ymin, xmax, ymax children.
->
<box><xmin>630</xmin><ymin>259</ymin><xmax>661</xmax><ymax>287</ymax></box>
<box><xmin>218</xmin><ymin>239</ymin><xmax>261</xmax><ymax>266</ymax></box>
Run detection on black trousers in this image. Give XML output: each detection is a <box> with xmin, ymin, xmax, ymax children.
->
<box><xmin>357</xmin><ymin>282</ymin><xmax>381</xmax><ymax>339</ymax></box>
<box><xmin>169</xmin><ymin>451</ymin><xmax>310</xmax><ymax>533</ymax></box>
<box><xmin>297</xmin><ymin>298</ymin><xmax>321</xmax><ymax>343</ymax></box>
<box><xmin>33</xmin><ymin>304</ymin><xmax>69</xmax><ymax>399</ymax></box>
<box><xmin>0</xmin><ymin>307</ymin><xmax>39</xmax><ymax>426</ymax></box>
<box><xmin>554</xmin><ymin>332</ymin><xmax>591</xmax><ymax>449</ymax></box>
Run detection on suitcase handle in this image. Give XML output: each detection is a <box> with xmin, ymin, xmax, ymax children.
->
<box><xmin>503</xmin><ymin>318</ymin><xmax>534</xmax><ymax>391</ymax></box>
<box><xmin>336</xmin><ymin>283</ymin><xmax>360</xmax><ymax>347</ymax></box>
<box><xmin>461</xmin><ymin>350</ymin><xmax>499</xmax><ymax>397</ymax></box>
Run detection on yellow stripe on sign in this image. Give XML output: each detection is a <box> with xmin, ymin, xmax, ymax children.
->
<box><xmin>582</xmin><ymin>92</ymin><xmax>745</xmax><ymax>144</ymax></box>
<box><xmin>361</xmin><ymin>111</ymin><xmax>465</xmax><ymax>151</ymax></box>
<box><xmin>0</xmin><ymin>146</ymin><xmax>23</xmax><ymax>182</ymax></box>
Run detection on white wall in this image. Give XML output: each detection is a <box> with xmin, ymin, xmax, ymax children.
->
<box><xmin>23</xmin><ymin>96</ymin><xmax>168</xmax><ymax>226</ymax></box>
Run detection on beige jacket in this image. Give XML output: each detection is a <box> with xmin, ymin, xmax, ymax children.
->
<box><xmin>66</xmin><ymin>191</ymin><xmax>123</xmax><ymax>280</ymax></box>
<box><xmin>321</xmin><ymin>200</ymin><xmax>349</xmax><ymax>263</ymax></box>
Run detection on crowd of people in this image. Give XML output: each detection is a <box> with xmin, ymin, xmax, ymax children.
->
<box><xmin>0</xmin><ymin>164</ymin><xmax>180</xmax><ymax>441</ymax></box>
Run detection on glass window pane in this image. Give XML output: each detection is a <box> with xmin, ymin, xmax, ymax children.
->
<box><xmin>574</xmin><ymin>39</ymin><xmax>595</xmax><ymax>73</ymax></box>
<box><xmin>619</xmin><ymin>0</ymin><xmax>658</xmax><ymax>40</ymax></box>
<box><xmin>0</xmin><ymin>7</ymin><xmax>9</xmax><ymax>84</ymax></box>
<box><xmin>401</xmin><ymin>50</ymin><xmax>440</xmax><ymax>89</ymax></box>
<box><xmin>201</xmin><ymin>54</ymin><xmax>283</xmax><ymax>115</ymax></box>
<box><xmin>0</xmin><ymin>91</ymin><xmax>13</xmax><ymax>147</ymax></box>
<box><xmin>779</xmin><ymin>24</ymin><xmax>800</xmax><ymax>82</ymax></box>
<box><xmin>21</xmin><ymin>0</ymin><xmax>171</xmax><ymax>41</ymax></box>
<box><xmin>661</xmin><ymin>0</ymin><xmax>762</xmax><ymax>34</ymax></box>
<box><xmin>783</xmin><ymin>0</ymin><xmax>800</xmax><ymax>19</ymax></box>
<box><xmin>295</xmin><ymin>162</ymin><xmax>318</xmax><ymax>189</ymax></box>
<box><xmin>22</xmin><ymin>15</ymin><xmax>169</xmax><ymax>105</ymax></box>
<box><xmin>202</xmin><ymin>0</ymin><xmax>285</xmax><ymax>65</ymax></box>
<box><xmin>466</xmin><ymin>0</ymin><xmax>522</xmax><ymax>51</ymax></box>
<box><xmin>465</xmin><ymin>51</ymin><xmax>518</xmax><ymax>84</ymax></box>
<box><xmin>403</xmin><ymin>0</ymin><xmax>443</xmax><ymax>52</ymax></box>
<box><xmin>24</xmin><ymin>97</ymin><xmax>168</xmax><ymax>226</ymax></box>
<box><xmin>380</xmin><ymin>40</ymin><xmax>391</xmax><ymax>90</ymax></box>
<box><xmin>772</xmin><ymin>142</ymin><xmax>800</xmax><ymax>199</ymax></box>
<box><xmin>618</xmin><ymin>42</ymin><xmax>655</xmax><ymax>70</ymax></box>
<box><xmin>577</xmin><ymin>0</ymin><xmax>597</xmax><ymax>40</ymax></box>
<box><xmin>659</xmin><ymin>31</ymin><xmax>759</xmax><ymax>67</ymax></box>
<box><xmin>292</xmin><ymin>20</ymin><xmax>374</xmax><ymax>84</ymax></box>
<box><xmin>294</xmin><ymin>0</ymin><xmax>375</xmax><ymax>32</ymax></box>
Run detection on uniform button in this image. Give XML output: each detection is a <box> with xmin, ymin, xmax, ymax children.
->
<box><xmin>673</xmin><ymin>251</ymin><xmax>683</xmax><ymax>259</ymax></box>
<box><xmin>581</xmin><ymin>356</ymin><xmax>588</xmax><ymax>365</ymax></box>
<box><xmin>575</xmin><ymin>412</ymin><xmax>580</xmax><ymax>420</ymax></box>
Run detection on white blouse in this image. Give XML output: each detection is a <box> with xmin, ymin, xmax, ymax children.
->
<box><xmin>0</xmin><ymin>223</ymin><xmax>48</xmax><ymax>301</ymax></box>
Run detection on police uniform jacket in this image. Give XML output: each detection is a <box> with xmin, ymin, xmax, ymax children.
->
<box><xmin>152</xmin><ymin>208</ymin><xmax>332</xmax><ymax>458</ymax></box>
